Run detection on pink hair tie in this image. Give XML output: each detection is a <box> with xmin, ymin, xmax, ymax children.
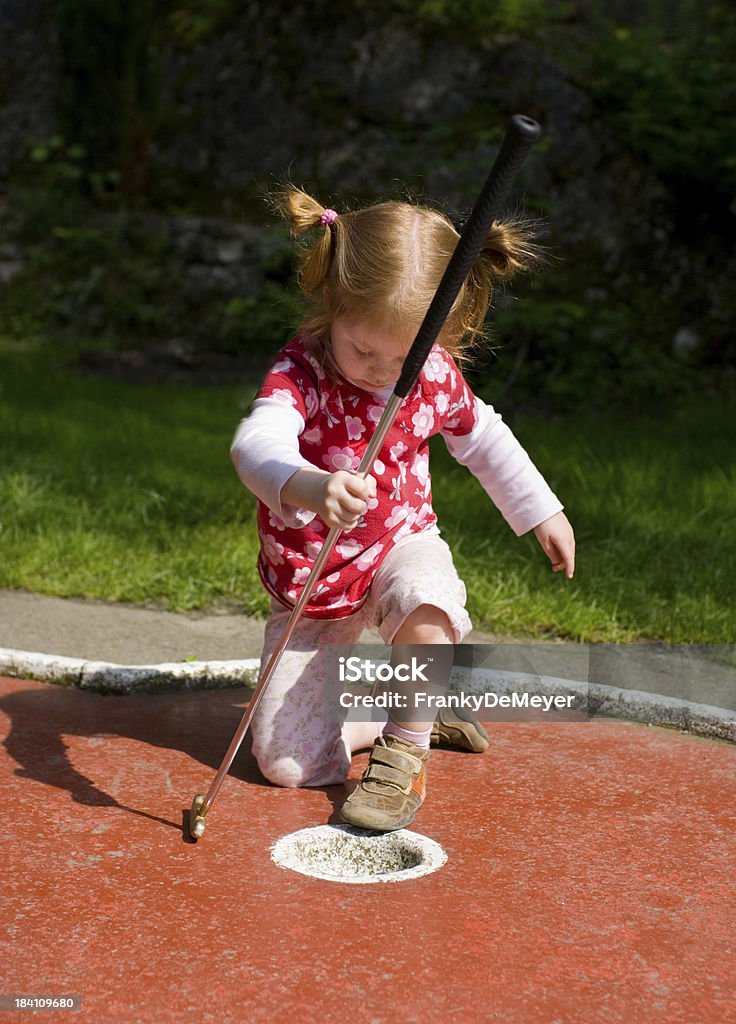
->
<box><xmin>320</xmin><ymin>208</ymin><xmax>338</xmax><ymax>227</ymax></box>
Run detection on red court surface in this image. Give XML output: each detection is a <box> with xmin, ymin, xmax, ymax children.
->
<box><xmin>2</xmin><ymin>674</ymin><xmax>735</xmax><ymax>1024</ymax></box>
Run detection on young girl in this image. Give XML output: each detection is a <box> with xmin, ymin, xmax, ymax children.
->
<box><xmin>230</xmin><ymin>187</ymin><xmax>575</xmax><ymax>831</ymax></box>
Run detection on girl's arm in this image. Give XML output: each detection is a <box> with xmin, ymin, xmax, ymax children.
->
<box><xmin>282</xmin><ymin>468</ymin><xmax>376</xmax><ymax>532</ymax></box>
<box><xmin>230</xmin><ymin>398</ymin><xmax>316</xmax><ymax>527</ymax></box>
<box><xmin>533</xmin><ymin>511</ymin><xmax>576</xmax><ymax>579</ymax></box>
<box><xmin>443</xmin><ymin>397</ymin><xmax>575</xmax><ymax>576</ymax></box>
<box><xmin>230</xmin><ymin>398</ymin><xmax>375</xmax><ymax>530</ymax></box>
<box><xmin>442</xmin><ymin>397</ymin><xmax>562</xmax><ymax>535</ymax></box>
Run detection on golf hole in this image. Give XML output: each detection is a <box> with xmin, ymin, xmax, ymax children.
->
<box><xmin>271</xmin><ymin>824</ymin><xmax>447</xmax><ymax>884</ymax></box>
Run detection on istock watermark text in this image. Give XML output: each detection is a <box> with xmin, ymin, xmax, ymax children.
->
<box><xmin>340</xmin><ymin>691</ymin><xmax>578</xmax><ymax>713</ymax></box>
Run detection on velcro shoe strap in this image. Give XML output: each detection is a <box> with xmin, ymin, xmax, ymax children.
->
<box><xmin>364</xmin><ymin>762</ymin><xmax>413</xmax><ymax>793</ymax></box>
<box><xmin>370</xmin><ymin>745</ymin><xmax>423</xmax><ymax>775</ymax></box>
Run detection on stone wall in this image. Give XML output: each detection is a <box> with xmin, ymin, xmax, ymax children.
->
<box><xmin>0</xmin><ymin>0</ymin><xmax>59</xmax><ymax>182</ymax></box>
<box><xmin>0</xmin><ymin>0</ymin><xmax>732</xmax><ymax>371</ymax></box>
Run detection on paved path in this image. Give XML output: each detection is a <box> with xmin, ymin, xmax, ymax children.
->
<box><xmin>0</xmin><ymin>588</ymin><xmax>269</xmax><ymax>663</ymax></box>
<box><xmin>2</xmin><ymin>588</ymin><xmax>735</xmax><ymax>1021</ymax></box>
<box><xmin>2</xmin><ymin>673</ymin><xmax>735</xmax><ymax>1023</ymax></box>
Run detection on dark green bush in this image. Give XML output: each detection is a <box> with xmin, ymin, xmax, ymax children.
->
<box><xmin>473</xmin><ymin>286</ymin><xmax>694</xmax><ymax>416</ymax></box>
<box><xmin>56</xmin><ymin>0</ymin><xmax>159</xmax><ymax>202</ymax></box>
<box><xmin>219</xmin><ymin>283</ymin><xmax>304</xmax><ymax>356</ymax></box>
<box><xmin>581</xmin><ymin>3</ymin><xmax>736</xmax><ymax>214</ymax></box>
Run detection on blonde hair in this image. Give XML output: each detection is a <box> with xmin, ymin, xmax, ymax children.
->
<box><xmin>270</xmin><ymin>184</ymin><xmax>544</xmax><ymax>372</ymax></box>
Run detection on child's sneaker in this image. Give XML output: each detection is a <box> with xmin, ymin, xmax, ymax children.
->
<box><xmin>340</xmin><ymin>734</ymin><xmax>429</xmax><ymax>832</ymax></box>
<box><xmin>430</xmin><ymin>707</ymin><xmax>489</xmax><ymax>753</ymax></box>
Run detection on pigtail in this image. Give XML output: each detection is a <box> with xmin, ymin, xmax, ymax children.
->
<box><xmin>482</xmin><ymin>215</ymin><xmax>546</xmax><ymax>280</ymax></box>
<box><xmin>450</xmin><ymin>213</ymin><xmax>546</xmax><ymax>348</ymax></box>
<box><xmin>270</xmin><ymin>185</ymin><xmax>338</xmax><ymax>295</ymax></box>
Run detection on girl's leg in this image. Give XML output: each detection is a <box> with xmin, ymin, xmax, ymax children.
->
<box><xmin>340</xmin><ymin>534</ymin><xmax>472</xmax><ymax>830</ymax></box>
<box><xmin>386</xmin><ymin>603</ymin><xmax>455</xmax><ymax>736</ymax></box>
<box><xmin>369</xmin><ymin>532</ymin><xmax>472</xmax><ymax>647</ymax></box>
<box><xmin>250</xmin><ymin>601</ymin><xmax>364</xmax><ymax>788</ymax></box>
<box><xmin>376</xmin><ymin>539</ymin><xmax>487</xmax><ymax>751</ymax></box>
<box><xmin>340</xmin><ymin>606</ymin><xmax>455</xmax><ymax>750</ymax></box>
<box><xmin>372</xmin><ymin>532</ymin><xmax>471</xmax><ymax>737</ymax></box>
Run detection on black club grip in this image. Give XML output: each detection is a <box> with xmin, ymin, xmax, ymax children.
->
<box><xmin>393</xmin><ymin>114</ymin><xmax>541</xmax><ymax>398</ymax></box>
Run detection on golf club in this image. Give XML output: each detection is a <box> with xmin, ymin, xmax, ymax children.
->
<box><xmin>189</xmin><ymin>113</ymin><xmax>542</xmax><ymax>839</ymax></box>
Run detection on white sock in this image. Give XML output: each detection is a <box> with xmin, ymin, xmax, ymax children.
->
<box><xmin>383</xmin><ymin>719</ymin><xmax>432</xmax><ymax>749</ymax></box>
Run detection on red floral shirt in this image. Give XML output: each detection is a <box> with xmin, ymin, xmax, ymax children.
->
<box><xmin>255</xmin><ymin>335</ymin><xmax>476</xmax><ymax>618</ymax></box>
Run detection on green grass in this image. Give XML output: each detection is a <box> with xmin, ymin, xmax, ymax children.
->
<box><xmin>1</xmin><ymin>339</ymin><xmax>734</xmax><ymax>642</ymax></box>
<box><xmin>432</xmin><ymin>403</ymin><xmax>736</xmax><ymax>643</ymax></box>
<box><xmin>0</xmin><ymin>339</ymin><xmax>266</xmax><ymax>616</ymax></box>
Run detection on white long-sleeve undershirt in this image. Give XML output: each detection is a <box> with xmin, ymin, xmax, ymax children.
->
<box><xmin>230</xmin><ymin>394</ymin><xmax>563</xmax><ymax>536</ymax></box>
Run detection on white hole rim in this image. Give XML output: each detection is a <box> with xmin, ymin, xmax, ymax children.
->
<box><xmin>270</xmin><ymin>824</ymin><xmax>448</xmax><ymax>885</ymax></box>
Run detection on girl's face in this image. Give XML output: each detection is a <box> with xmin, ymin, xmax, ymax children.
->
<box><xmin>330</xmin><ymin>318</ymin><xmax>412</xmax><ymax>392</ymax></box>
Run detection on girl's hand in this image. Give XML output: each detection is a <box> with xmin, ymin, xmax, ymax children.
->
<box><xmin>318</xmin><ymin>471</ymin><xmax>377</xmax><ymax>530</ymax></box>
<box><xmin>533</xmin><ymin>511</ymin><xmax>576</xmax><ymax>579</ymax></box>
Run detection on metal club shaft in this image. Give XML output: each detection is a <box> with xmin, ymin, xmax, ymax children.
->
<box><xmin>194</xmin><ymin>394</ymin><xmax>402</xmax><ymax>826</ymax></box>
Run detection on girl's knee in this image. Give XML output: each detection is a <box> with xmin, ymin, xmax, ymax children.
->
<box><xmin>256</xmin><ymin>750</ymin><xmax>348</xmax><ymax>789</ymax></box>
<box><xmin>393</xmin><ymin>604</ymin><xmax>455</xmax><ymax>644</ymax></box>
<box><xmin>257</xmin><ymin>754</ymin><xmax>310</xmax><ymax>789</ymax></box>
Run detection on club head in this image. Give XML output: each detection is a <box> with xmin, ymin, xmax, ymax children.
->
<box><xmin>189</xmin><ymin>794</ymin><xmax>207</xmax><ymax>839</ymax></box>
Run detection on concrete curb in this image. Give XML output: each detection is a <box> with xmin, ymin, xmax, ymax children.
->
<box><xmin>0</xmin><ymin>647</ymin><xmax>261</xmax><ymax>694</ymax></box>
<box><xmin>454</xmin><ymin>666</ymin><xmax>736</xmax><ymax>745</ymax></box>
<box><xmin>1</xmin><ymin>646</ymin><xmax>734</xmax><ymax>743</ymax></box>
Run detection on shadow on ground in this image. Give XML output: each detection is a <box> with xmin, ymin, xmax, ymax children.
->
<box><xmin>0</xmin><ymin>682</ymin><xmax>354</xmax><ymax>836</ymax></box>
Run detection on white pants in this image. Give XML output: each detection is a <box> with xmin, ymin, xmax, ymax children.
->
<box><xmin>250</xmin><ymin>533</ymin><xmax>472</xmax><ymax>788</ymax></box>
